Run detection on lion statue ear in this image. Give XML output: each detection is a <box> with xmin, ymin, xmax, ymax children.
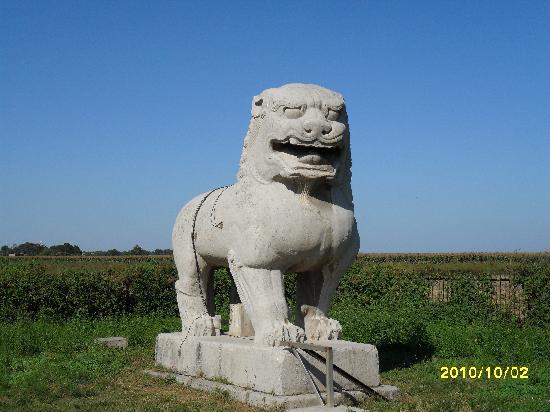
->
<box><xmin>251</xmin><ymin>94</ymin><xmax>265</xmax><ymax>118</ymax></box>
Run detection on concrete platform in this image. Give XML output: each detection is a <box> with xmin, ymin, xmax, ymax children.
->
<box><xmin>154</xmin><ymin>333</ymin><xmax>399</xmax><ymax>408</ymax></box>
<box><xmin>145</xmin><ymin>369</ymin><xmax>398</xmax><ymax>409</ymax></box>
<box><xmin>289</xmin><ymin>406</ymin><xmax>365</xmax><ymax>412</ymax></box>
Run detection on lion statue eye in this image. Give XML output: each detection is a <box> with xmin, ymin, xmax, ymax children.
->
<box><xmin>326</xmin><ymin>109</ymin><xmax>340</xmax><ymax>121</ymax></box>
<box><xmin>283</xmin><ymin>107</ymin><xmax>303</xmax><ymax>119</ymax></box>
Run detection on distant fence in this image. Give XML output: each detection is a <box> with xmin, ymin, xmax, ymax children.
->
<box><xmin>429</xmin><ymin>275</ymin><xmax>527</xmax><ymax>319</ymax></box>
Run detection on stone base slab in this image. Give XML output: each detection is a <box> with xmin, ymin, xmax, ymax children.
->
<box><xmin>145</xmin><ymin>369</ymin><xmax>398</xmax><ymax>409</ymax></box>
<box><xmin>155</xmin><ymin>333</ymin><xmax>394</xmax><ymax>402</ymax></box>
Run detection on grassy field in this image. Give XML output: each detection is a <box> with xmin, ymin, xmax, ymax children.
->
<box><xmin>1</xmin><ymin>316</ymin><xmax>547</xmax><ymax>411</ymax></box>
<box><xmin>0</xmin><ymin>316</ymin><xmax>266</xmax><ymax>411</ymax></box>
<box><xmin>4</xmin><ymin>252</ymin><xmax>549</xmax><ymax>273</ymax></box>
<box><xmin>1</xmin><ymin>254</ymin><xmax>549</xmax><ymax>411</ymax></box>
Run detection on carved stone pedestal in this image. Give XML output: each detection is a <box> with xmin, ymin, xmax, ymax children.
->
<box><xmin>154</xmin><ymin>333</ymin><xmax>398</xmax><ymax>409</ymax></box>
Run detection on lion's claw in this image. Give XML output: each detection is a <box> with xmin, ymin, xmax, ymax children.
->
<box><xmin>255</xmin><ymin>321</ymin><xmax>306</xmax><ymax>347</ymax></box>
<box><xmin>301</xmin><ymin>304</ymin><xmax>342</xmax><ymax>341</ymax></box>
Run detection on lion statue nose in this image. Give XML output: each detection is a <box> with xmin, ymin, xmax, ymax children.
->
<box><xmin>303</xmin><ymin>120</ymin><xmax>332</xmax><ymax>137</ymax></box>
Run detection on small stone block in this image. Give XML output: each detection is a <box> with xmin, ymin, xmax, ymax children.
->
<box><xmin>228</xmin><ymin>303</ymin><xmax>255</xmax><ymax>337</ymax></box>
<box><xmin>96</xmin><ymin>336</ymin><xmax>128</xmax><ymax>348</ymax></box>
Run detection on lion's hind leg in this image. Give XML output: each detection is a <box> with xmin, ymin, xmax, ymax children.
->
<box><xmin>174</xmin><ymin>261</ymin><xmax>219</xmax><ymax>337</ymax></box>
<box><xmin>227</xmin><ymin>250</ymin><xmax>305</xmax><ymax>346</ymax></box>
<box><xmin>173</xmin><ymin>226</ymin><xmax>218</xmax><ymax>337</ymax></box>
<box><xmin>173</xmin><ymin>192</ymin><xmax>223</xmax><ymax>337</ymax></box>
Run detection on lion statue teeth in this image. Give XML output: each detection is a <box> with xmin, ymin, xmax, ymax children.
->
<box><xmin>172</xmin><ymin>83</ymin><xmax>359</xmax><ymax>346</ymax></box>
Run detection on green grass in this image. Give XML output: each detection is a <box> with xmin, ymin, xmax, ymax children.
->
<box><xmin>358</xmin><ymin>320</ymin><xmax>550</xmax><ymax>411</ymax></box>
<box><xmin>1</xmin><ymin>316</ymin><xmax>548</xmax><ymax>411</ymax></box>
<box><xmin>0</xmin><ymin>316</ymin><xmax>264</xmax><ymax>411</ymax></box>
<box><xmin>362</xmin><ymin>355</ymin><xmax>549</xmax><ymax>412</ymax></box>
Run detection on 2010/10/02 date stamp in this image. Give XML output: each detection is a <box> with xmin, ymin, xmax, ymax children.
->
<box><xmin>440</xmin><ymin>366</ymin><xmax>528</xmax><ymax>379</ymax></box>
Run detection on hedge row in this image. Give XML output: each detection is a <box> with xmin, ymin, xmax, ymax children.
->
<box><xmin>0</xmin><ymin>260</ymin><xmax>178</xmax><ymax>320</ymax></box>
<box><xmin>0</xmin><ymin>257</ymin><xmax>548</xmax><ymax>329</ymax></box>
<box><xmin>356</xmin><ymin>252</ymin><xmax>550</xmax><ymax>264</ymax></box>
<box><xmin>6</xmin><ymin>252</ymin><xmax>550</xmax><ymax>270</ymax></box>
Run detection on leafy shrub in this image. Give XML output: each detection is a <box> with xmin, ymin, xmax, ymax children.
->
<box><xmin>0</xmin><ymin>260</ymin><xmax>178</xmax><ymax>320</ymax></box>
<box><xmin>0</xmin><ymin>255</ymin><xmax>548</xmax><ymax>330</ymax></box>
<box><xmin>513</xmin><ymin>263</ymin><xmax>550</xmax><ymax>326</ymax></box>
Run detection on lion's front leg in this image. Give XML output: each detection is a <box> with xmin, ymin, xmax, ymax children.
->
<box><xmin>295</xmin><ymin>267</ymin><xmax>346</xmax><ymax>342</ymax></box>
<box><xmin>228</xmin><ymin>250</ymin><xmax>305</xmax><ymax>346</ymax></box>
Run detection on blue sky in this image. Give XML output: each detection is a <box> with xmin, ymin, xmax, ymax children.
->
<box><xmin>1</xmin><ymin>1</ymin><xmax>549</xmax><ymax>252</ymax></box>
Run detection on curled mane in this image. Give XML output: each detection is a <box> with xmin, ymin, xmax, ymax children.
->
<box><xmin>237</xmin><ymin>115</ymin><xmax>261</xmax><ymax>181</ymax></box>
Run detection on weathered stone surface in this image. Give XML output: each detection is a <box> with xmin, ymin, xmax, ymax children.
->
<box><xmin>96</xmin><ymin>336</ymin><xmax>128</xmax><ymax>348</ymax></box>
<box><xmin>228</xmin><ymin>303</ymin><xmax>254</xmax><ymax>337</ymax></box>
<box><xmin>145</xmin><ymin>369</ymin><xmax>398</xmax><ymax>409</ymax></box>
<box><xmin>175</xmin><ymin>374</ymin><xmax>398</xmax><ymax>408</ymax></box>
<box><xmin>172</xmin><ymin>83</ymin><xmax>359</xmax><ymax>346</ymax></box>
<box><xmin>289</xmin><ymin>406</ymin><xmax>366</xmax><ymax>412</ymax></box>
<box><xmin>155</xmin><ymin>333</ymin><xmax>380</xmax><ymax>396</ymax></box>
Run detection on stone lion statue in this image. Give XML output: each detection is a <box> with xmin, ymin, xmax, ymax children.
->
<box><xmin>172</xmin><ymin>83</ymin><xmax>359</xmax><ymax>346</ymax></box>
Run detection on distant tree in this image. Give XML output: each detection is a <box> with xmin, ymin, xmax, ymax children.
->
<box><xmin>1</xmin><ymin>245</ymin><xmax>11</xmax><ymax>256</ymax></box>
<box><xmin>41</xmin><ymin>243</ymin><xmax>82</xmax><ymax>256</ymax></box>
<box><xmin>106</xmin><ymin>249</ymin><xmax>121</xmax><ymax>256</ymax></box>
<box><xmin>13</xmin><ymin>242</ymin><xmax>46</xmax><ymax>256</ymax></box>
<box><xmin>128</xmin><ymin>245</ymin><xmax>148</xmax><ymax>255</ymax></box>
<box><xmin>153</xmin><ymin>248</ymin><xmax>172</xmax><ymax>255</ymax></box>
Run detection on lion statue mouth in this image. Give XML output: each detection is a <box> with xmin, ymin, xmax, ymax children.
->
<box><xmin>271</xmin><ymin>137</ymin><xmax>342</xmax><ymax>177</ymax></box>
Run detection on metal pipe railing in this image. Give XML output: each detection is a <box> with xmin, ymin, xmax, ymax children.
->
<box><xmin>280</xmin><ymin>340</ymin><xmax>389</xmax><ymax>407</ymax></box>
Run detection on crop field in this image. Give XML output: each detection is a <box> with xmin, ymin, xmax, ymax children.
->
<box><xmin>1</xmin><ymin>253</ymin><xmax>549</xmax><ymax>411</ymax></box>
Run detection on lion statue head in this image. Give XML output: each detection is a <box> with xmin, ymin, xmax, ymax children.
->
<box><xmin>237</xmin><ymin>83</ymin><xmax>352</xmax><ymax>188</ymax></box>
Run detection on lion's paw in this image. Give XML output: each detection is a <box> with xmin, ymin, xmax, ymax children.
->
<box><xmin>306</xmin><ymin>317</ymin><xmax>342</xmax><ymax>341</ymax></box>
<box><xmin>255</xmin><ymin>321</ymin><xmax>306</xmax><ymax>347</ymax></box>
<box><xmin>301</xmin><ymin>304</ymin><xmax>342</xmax><ymax>341</ymax></box>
